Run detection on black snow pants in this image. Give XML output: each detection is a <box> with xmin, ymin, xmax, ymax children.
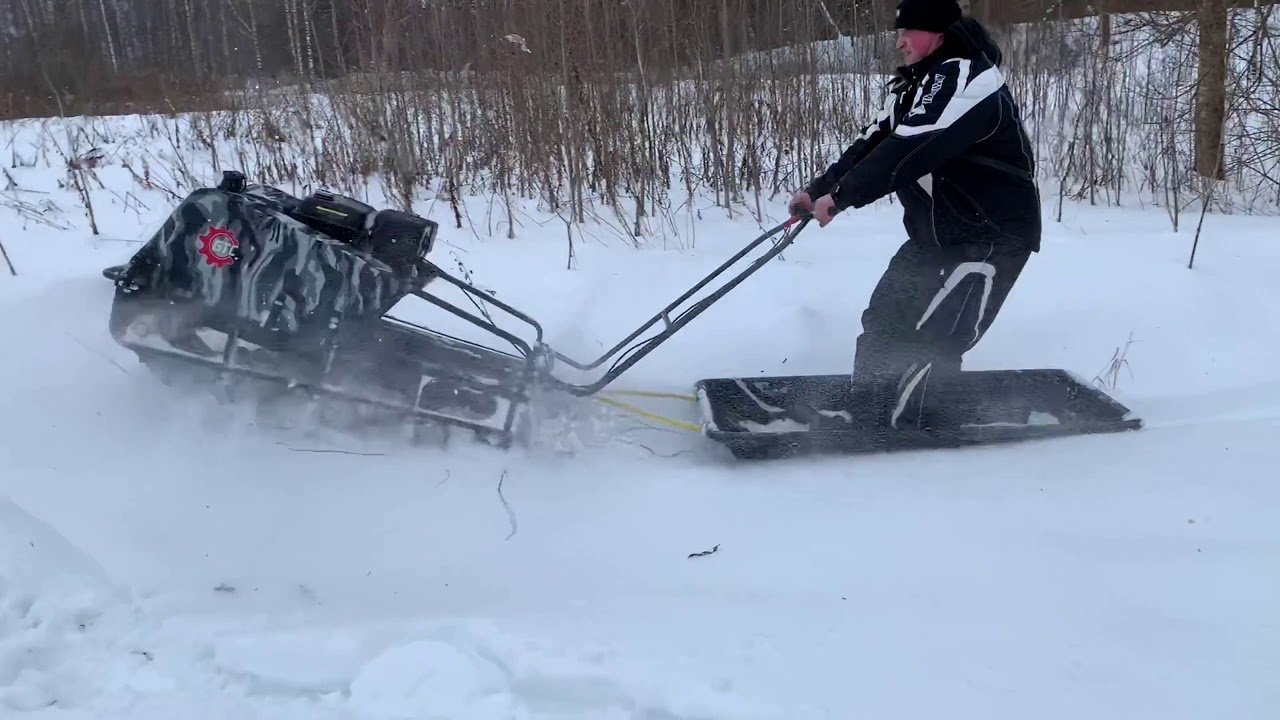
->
<box><xmin>851</xmin><ymin>237</ymin><xmax>1031</xmax><ymax>431</ymax></box>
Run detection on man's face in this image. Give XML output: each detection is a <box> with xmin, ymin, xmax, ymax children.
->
<box><xmin>896</xmin><ymin>29</ymin><xmax>943</xmax><ymax>64</ymax></box>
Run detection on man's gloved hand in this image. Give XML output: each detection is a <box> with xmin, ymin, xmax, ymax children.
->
<box><xmin>814</xmin><ymin>194</ymin><xmax>840</xmax><ymax>227</ymax></box>
<box><xmin>788</xmin><ymin>191</ymin><xmax>814</xmax><ymax>217</ymax></box>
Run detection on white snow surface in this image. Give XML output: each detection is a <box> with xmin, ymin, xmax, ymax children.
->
<box><xmin>2</xmin><ymin>134</ymin><xmax>1280</xmax><ymax>719</ymax></box>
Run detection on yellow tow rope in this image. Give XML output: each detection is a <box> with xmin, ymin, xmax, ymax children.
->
<box><xmin>593</xmin><ymin>389</ymin><xmax>702</xmax><ymax>433</ymax></box>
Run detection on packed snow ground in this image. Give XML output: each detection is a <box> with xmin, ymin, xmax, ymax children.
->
<box><xmin>2</xmin><ymin>137</ymin><xmax>1280</xmax><ymax>718</ymax></box>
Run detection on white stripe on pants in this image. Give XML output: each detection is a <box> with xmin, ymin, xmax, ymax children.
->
<box><xmin>891</xmin><ymin>260</ymin><xmax>997</xmax><ymax>428</ymax></box>
<box><xmin>915</xmin><ymin>260</ymin><xmax>997</xmax><ymax>347</ymax></box>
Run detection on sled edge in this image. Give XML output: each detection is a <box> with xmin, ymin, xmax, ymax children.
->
<box><xmin>693</xmin><ymin>369</ymin><xmax>1143</xmax><ymax>461</ymax></box>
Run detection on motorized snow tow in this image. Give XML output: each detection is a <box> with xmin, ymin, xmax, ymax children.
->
<box><xmin>103</xmin><ymin>171</ymin><xmax>1141</xmax><ymax>459</ymax></box>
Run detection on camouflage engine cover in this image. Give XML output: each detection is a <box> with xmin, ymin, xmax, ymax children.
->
<box><xmin>111</xmin><ymin>183</ymin><xmax>420</xmax><ymax>352</ymax></box>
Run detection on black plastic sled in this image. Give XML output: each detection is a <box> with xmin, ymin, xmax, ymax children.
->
<box><xmin>694</xmin><ymin>369</ymin><xmax>1142</xmax><ymax>460</ymax></box>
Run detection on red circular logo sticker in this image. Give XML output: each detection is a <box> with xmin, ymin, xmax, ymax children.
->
<box><xmin>197</xmin><ymin>225</ymin><xmax>239</xmax><ymax>268</ymax></box>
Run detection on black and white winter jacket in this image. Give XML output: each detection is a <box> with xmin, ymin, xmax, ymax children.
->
<box><xmin>805</xmin><ymin>18</ymin><xmax>1042</xmax><ymax>253</ymax></box>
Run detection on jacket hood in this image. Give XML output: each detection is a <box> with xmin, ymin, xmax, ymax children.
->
<box><xmin>945</xmin><ymin>16</ymin><xmax>1003</xmax><ymax>67</ymax></box>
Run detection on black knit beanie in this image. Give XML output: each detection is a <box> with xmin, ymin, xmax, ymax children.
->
<box><xmin>893</xmin><ymin>0</ymin><xmax>962</xmax><ymax>33</ymax></box>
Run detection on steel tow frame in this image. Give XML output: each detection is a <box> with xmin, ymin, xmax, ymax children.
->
<box><xmin>403</xmin><ymin>213</ymin><xmax>814</xmax><ymax>402</ymax></box>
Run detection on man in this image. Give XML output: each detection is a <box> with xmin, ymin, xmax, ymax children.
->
<box><xmin>789</xmin><ymin>0</ymin><xmax>1041</xmax><ymax>434</ymax></box>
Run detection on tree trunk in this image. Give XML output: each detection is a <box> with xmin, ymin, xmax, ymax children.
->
<box><xmin>1194</xmin><ymin>0</ymin><xmax>1227</xmax><ymax>180</ymax></box>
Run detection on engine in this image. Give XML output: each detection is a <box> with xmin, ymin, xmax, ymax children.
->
<box><xmin>284</xmin><ymin>185</ymin><xmax>439</xmax><ymax>279</ymax></box>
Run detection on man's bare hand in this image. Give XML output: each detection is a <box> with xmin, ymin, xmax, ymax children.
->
<box><xmin>814</xmin><ymin>194</ymin><xmax>839</xmax><ymax>226</ymax></box>
<box><xmin>788</xmin><ymin>191</ymin><xmax>814</xmax><ymax>217</ymax></box>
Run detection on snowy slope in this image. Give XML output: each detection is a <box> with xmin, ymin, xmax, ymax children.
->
<box><xmin>2</xmin><ymin>133</ymin><xmax>1280</xmax><ymax>719</ymax></box>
